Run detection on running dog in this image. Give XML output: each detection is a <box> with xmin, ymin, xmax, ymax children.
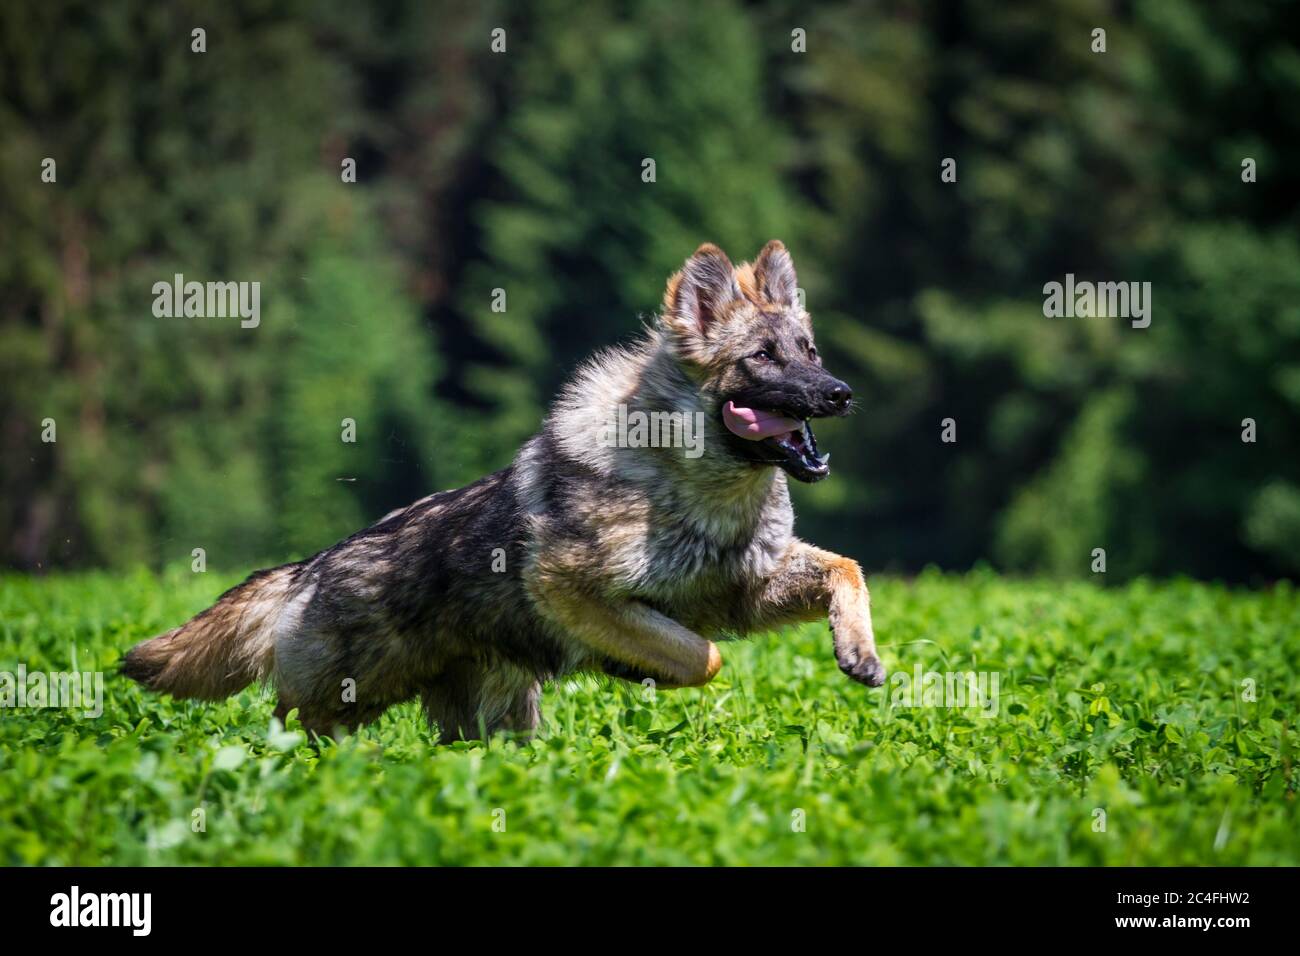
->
<box><xmin>123</xmin><ymin>241</ymin><xmax>885</xmax><ymax>742</ymax></box>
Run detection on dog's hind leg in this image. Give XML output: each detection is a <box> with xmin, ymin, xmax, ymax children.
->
<box><xmin>422</xmin><ymin>659</ymin><xmax>484</xmax><ymax>744</ymax></box>
<box><xmin>274</xmin><ymin>697</ymin><xmax>345</xmax><ymax>739</ymax></box>
<box><xmin>499</xmin><ymin>680</ymin><xmax>542</xmax><ymax>739</ymax></box>
<box><xmin>273</xmin><ymin>693</ymin><xmax>374</xmax><ymax>739</ymax></box>
<box><xmin>422</xmin><ymin>661</ymin><xmax>540</xmax><ymax>744</ymax></box>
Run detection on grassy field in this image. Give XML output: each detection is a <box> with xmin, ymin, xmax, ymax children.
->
<box><xmin>1</xmin><ymin>568</ymin><xmax>1296</xmax><ymax>865</ymax></box>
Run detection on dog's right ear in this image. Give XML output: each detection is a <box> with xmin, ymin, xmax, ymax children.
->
<box><xmin>662</xmin><ymin>244</ymin><xmax>743</xmax><ymax>348</ymax></box>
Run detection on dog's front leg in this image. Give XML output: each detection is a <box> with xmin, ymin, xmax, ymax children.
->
<box><xmin>537</xmin><ymin>588</ymin><xmax>723</xmax><ymax>689</ymax></box>
<box><xmin>754</xmin><ymin>540</ymin><xmax>885</xmax><ymax>686</ymax></box>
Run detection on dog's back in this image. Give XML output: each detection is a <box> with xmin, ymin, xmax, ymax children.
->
<box><xmin>124</xmin><ymin>466</ymin><xmax>569</xmax><ymax>739</ymax></box>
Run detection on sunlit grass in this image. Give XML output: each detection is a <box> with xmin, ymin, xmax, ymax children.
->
<box><xmin>1</xmin><ymin>568</ymin><xmax>1296</xmax><ymax>865</ymax></box>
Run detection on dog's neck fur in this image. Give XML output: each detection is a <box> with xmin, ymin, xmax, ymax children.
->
<box><xmin>549</xmin><ymin>328</ymin><xmax>789</xmax><ymax>543</ymax></box>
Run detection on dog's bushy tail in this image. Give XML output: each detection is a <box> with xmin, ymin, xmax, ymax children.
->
<box><xmin>122</xmin><ymin>563</ymin><xmax>299</xmax><ymax>700</ymax></box>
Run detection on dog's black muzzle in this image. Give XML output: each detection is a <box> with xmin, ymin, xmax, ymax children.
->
<box><xmin>724</xmin><ymin>364</ymin><xmax>854</xmax><ymax>483</ymax></box>
<box><xmin>733</xmin><ymin>364</ymin><xmax>853</xmax><ymax>421</ymax></box>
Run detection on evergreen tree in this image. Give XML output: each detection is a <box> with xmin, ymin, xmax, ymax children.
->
<box><xmin>444</xmin><ymin>0</ymin><xmax>800</xmax><ymax>479</ymax></box>
<box><xmin>0</xmin><ymin>0</ymin><xmax>448</xmax><ymax>568</ymax></box>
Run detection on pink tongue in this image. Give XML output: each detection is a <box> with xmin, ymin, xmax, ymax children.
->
<box><xmin>722</xmin><ymin>401</ymin><xmax>801</xmax><ymax>440</ymax></box>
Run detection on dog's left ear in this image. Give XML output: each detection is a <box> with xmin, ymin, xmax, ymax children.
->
<box><xmin>662</xmin><ymin>243</ymin><xmax>744</xmax><ymax>343</ymax></box>
<box><xmin>752</xmin><ymin>239</ymin><xmax>798</xmax><ymax>307</ymax></box>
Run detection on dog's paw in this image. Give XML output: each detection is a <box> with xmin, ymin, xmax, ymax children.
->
<box><xmin>835</xmin><ymin>647</ymin><xmax>886</xmax><ymax>687</ymax></box>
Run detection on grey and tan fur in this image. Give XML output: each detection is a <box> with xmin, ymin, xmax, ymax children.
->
<box><xmin>123</xmin><ymin>241</ymin><xmax>885</xmax><ymax>743</ymax></box>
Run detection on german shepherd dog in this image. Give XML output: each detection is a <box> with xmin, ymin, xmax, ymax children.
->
<box><xmin>123</xmin><ymin>241</ymin><xmax>885</xmax><ymax>742</ymax></box>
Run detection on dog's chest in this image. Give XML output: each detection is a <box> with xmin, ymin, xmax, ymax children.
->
<box><xmin>631</xmin><ymin>493</ymin><xmax>793</xmax><ymax>621</ymax></box>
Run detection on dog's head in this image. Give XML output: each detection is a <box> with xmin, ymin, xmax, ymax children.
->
<box><xmin>660</xmin><ymin>240</ymin><xmax>852</xmax><ymax>483</ymax></box>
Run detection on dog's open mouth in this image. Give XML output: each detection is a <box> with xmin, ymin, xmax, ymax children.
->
<box><xmin>722</xmin><ymin>401</ymin><xmax>830</xmax><ymax>482</ymax></box>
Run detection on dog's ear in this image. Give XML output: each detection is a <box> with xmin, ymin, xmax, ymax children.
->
<box><xmin>662</xmin><ymin>244</ymin><xmax>743</xmax><ymax>342</ymax></box>
<box><xmin>752</xmin><ymin>239</ymin><xmax>798</xmax><ymax>307</ymax></box>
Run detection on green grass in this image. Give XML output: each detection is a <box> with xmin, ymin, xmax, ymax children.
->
<box><xmin>1</xmin><ymin>567</ymin><xmax>1296</xmax><ymax>865</ymax></box>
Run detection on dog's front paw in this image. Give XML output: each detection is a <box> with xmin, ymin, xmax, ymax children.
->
<box><xmin>835</xmin><ymin>644</ymin><xmax>886</xmax><ymax>687</ymax></box>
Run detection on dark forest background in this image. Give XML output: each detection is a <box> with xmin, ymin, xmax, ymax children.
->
<box><xmin>2</xmin><ymin>0</ymin><xmax>1298</xmax><ymax>582</ymax></box>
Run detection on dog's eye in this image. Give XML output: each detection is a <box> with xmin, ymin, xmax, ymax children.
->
<box><xmin>752</xmin><ymin>349</ymin><xmax>775</xmax><ymax>362</ymax></box>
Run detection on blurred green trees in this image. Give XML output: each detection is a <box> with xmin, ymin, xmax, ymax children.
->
<box><xmin>443</xmin><ymin>0</ymin><xmax>798</xmax><ymax>481</ymax></box>
<box><xmin>0</xmin><ymin>0</ymin><xmax>450</xmax><ymax>567</ymax></box>
<box><xmin>2</xmin><ymin>0</ymin><xmax>1297</xmax><ymax>581</ymax></box>
<box><xmin>777</xmin><ymin>0</ymin><xmax>1300</xmax><ymax>577</ymax></box>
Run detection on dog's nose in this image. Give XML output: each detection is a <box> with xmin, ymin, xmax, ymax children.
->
<box><xmin>826</xmin><ymin>382</ymin><xmax>852</xmax><ymax>410</ymax></box>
